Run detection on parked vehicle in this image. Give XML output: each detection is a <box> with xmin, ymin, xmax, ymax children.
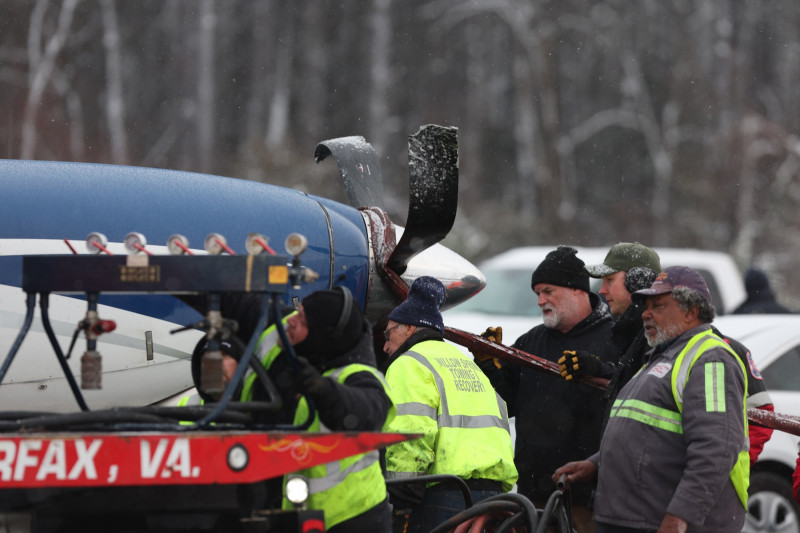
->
<box><xmin>713</xmin><ymin>314</ymin><xmax>800</xmax><ymax>533</ymax></box>
<box><xmin>443</xmin><ymin>246</ymin><xmax>746</xmax><ymax>344</ymax></box>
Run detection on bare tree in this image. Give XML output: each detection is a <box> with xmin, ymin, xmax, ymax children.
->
<box><xmin>243</xmin><ymin>1</ymin><xmax>273</xmax><ymax>145</ymax></box>
<box><xmin>265</xmin><ymin>2</ymin><xmax>295</xmax><ymax>150</ymax></box>
<box><xmin>101</xmin><ymin>0</ymin><xmax>128</xmax><ymax>164</ymax></box>
<box><xmin>21</xmin><ymin>0</ymin><xmax>78</xmax><ymax>159</ymax></box>
<box><xmin>197</xmin><ymin>0</ymin><xmax>217</xmax><ymax>172</ymax></box>
<box><xmin>367</xmin><ymin>0</ymin><xmax>392</xmax><ymax>157</ymax></box>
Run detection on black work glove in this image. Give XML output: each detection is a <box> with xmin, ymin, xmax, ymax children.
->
<box><xmin>470</xmin><ymin>326</ymin><xmax>502</xmax><ymax>369</ymax></box>
<box><xmin>558</xmin><ymin>350</ymin><xmax>604</xmax><ymax>381</ymax></box>
<box><xmin>293</xmin><ymin>356</ymin><xmax>334</xmax><ymax>399</ymax></box>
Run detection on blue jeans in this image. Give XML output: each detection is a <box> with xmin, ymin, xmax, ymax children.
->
<box><xmin>419</xmin><ymin>487</ymin><xmax>501</xmax><ymax>532</ymax></box>
<box><xmin>390</xmin><ymin>482</ymin><xmax>502</xmax><ymax>533</ymax></box>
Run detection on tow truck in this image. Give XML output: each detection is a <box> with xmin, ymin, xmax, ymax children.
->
<box><xmin>0</xmin><ymin>233</ymin><xmax>414</xmax><ymax>532</ymax></box>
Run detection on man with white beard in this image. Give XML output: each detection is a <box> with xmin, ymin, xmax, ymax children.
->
<box><xmin>553</xmin><ymin>266</ymin><xmax>749</xmax><ymax>533</ymax></box>
<box><xmin>474</xmin><ymin>246</ymin><xmax>616</xmax><ymax>533</ymax></box>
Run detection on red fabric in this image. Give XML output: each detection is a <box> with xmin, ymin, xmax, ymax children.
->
<box><xmin>749</xmin><ymin>403</ymin><xmax>775</xmax><ymax>465</ymax></box>
<box><xmin>794</xmin><ymin>443</ymin><xmax>800</xmax><ymax>504</ymax></box>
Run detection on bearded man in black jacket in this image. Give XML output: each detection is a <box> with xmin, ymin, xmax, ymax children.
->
<box><xmin>475</xmin><ymin>246</ymin><xmax>616</xmax><ymax>533</ymax></box>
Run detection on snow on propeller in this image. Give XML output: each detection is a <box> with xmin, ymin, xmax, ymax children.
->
<box><xmin>445</xmin><ymin>327</ymin><xmax>800</xmax><ymax>438</ymax></box>
<box><xmin>0</xmin><ymin>125</ymin><xmax>484</xmax><ymax>413</ymax></box>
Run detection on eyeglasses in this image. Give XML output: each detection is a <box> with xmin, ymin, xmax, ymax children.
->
<box><xmin>383</xmin><ymin>324</ymin><xmax>402</xmax><ymax>342</ymax></box>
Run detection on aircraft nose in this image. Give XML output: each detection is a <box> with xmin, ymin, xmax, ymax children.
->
<box><xmin>441</xmin><ymin>274</ymin><xmax>485</xmax><ymax>310</ymax></box>
<box><xmin>402</xmin><ymin>242</ymin><xmax>486</xmax><ymax>311</ymax></box>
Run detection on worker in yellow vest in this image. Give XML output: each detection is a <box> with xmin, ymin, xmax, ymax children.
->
<box><xmin>185</xmin><ymin>287</ymin><xmax>394</xmax><ymax>531</ymax></box>
<box><xmin>254</xmin><ymin>287</ymin><xmax>395</xmax><ymax>532</ymax></box>
<box><xmin>381</xmin><ymin>276</ymin><xmax>517</xmax><ymax>533</ymax></box>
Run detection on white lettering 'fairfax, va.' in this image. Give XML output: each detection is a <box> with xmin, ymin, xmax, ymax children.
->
<box><xmin>0</xmin><ymin>439</ymin><xmax>102</xmax><ymax>481</ymax></box>
<box><xmin>140</xmin><ymin>438</ymin><xmax>199</xmax><ymax>479</ymax></box>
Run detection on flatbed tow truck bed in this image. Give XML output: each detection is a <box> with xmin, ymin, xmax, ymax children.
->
<box><xmin>0</xmin><ymin>250</ymin><xmax>414</xmax><ymax>532</ymax></box>
<box><xmin>0</xmin><ymin>429</ymin><xmax>409</xmax><ymax>532</ymax></box>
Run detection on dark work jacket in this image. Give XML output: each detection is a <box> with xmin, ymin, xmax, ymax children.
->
<box><xmin>254</xmin><ymin>319</ymin><xmax>392</xmax><ymax>432</ymax></box>
<box><xmin>732</xmin><ymin>291</ymin><xmax>792</xmax><ymax>314</ymax></box>
<box><xmin>478</xmin><ymin>292</ymin><xmax>616</xmax><ymax>506</ymax></box>
<box><xmin>309</xmin><ymin>319</ymin><xmax>392</xmax><ymax>432</ymax></box>
<box><xmin>600</xmin><ymin>299</ymin><xmax>651</xmax><ymax>431</ymax></box>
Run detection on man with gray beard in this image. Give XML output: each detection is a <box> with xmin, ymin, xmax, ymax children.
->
<box><xmin>554</xmin><ymin>266</ymin><xmax>749</xmax><ymax>533</ymax></box>
<box><xmin>474</xmin><ymin>246</ymin><xmax>616</xmax><ymax>533</ymax></box>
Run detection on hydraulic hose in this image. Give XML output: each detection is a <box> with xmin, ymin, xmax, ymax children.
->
<box><xmin>270</xmin><ymin>297</ymin><xmax>316</xmax><ymax>431</ymax></box>
<box><xmin>0</xmin><ymin>292</ymin><xmax>37</xmax><ymax>385</ymax></box>
<box><xmin>428</xmin><ymin>492</ymin><xmax>539</xmax><ymax>533</ymax></box>
<box><xmin>193</xmin><ymin>293</ymin><xmax>271</xmax><ymax>428</ymax></box>
<box><xmin>429</xmin><ymin>501</ymin><xmax>523</xmax><ymax>533</ymax></box>
<box><xmin>39</xmin><ymin>293</ymin><xmax>90</xmax><ymax>411</ymax></box>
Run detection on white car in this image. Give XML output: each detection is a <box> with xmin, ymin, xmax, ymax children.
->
<box><xmin>713</xmin><ymin>314</ymin><xmax>800</xmax><ymax>533</ymax></box>
<box><xmin>443</xmin><ymin>246</ymin><xmax>746</xmax><ymax>344</ymax></box>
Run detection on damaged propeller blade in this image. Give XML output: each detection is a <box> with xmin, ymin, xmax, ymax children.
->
<box><xmin>314</xmin><ymin>135</ymin><xmax>384</xmax><ymax>209</ymax></box>
<box><xmin>386</xmin><ymin>124</ymin><xmax>459</xmax><ymax>277</ymax></box>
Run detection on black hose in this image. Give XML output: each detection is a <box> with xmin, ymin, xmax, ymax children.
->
<box><xmin>120</xmin><ymin>405</ymin><xmax>253</xmax><ymax>424</ymax></box>
<box><xmin>246</xmin><ymin>351</ymin><xmax>283</xmax><ymax>414</ymax></box>
<box><xmin>193</xmin><ymin>293</ymin><xmax>271</xmax><ymax>428</ymax></box>
<box><xmin>0</xmin><ymin>411</ymin><xmax>53</xmax><ymax>420</ymax></box>
<box><xmin>17</xmin><ymin>409</ymin><xmax>172</xmax><ymax>430</ymax></box>
<box><xmin>434</xmin><ymin>492</ymin><xmax>539</xmax><ymax>533</ymax></box>
<box><xmin>495</xmin><ymin>510</ymin><xmax>529</xmax><ymax>533</ymax></box>
<box><xmin>39</xmin><ymin>293</ymin><xmax>90</xmax><ymax>411</ymax></box>
<box><xmin>555</xmin><ymin>502</ymin><xmax>573</xmax><ymax>533</ymax></box>
<box><xmin>428</xmin><ymin>501</ymin><xmax>522</xmax><ymax>533</ymax></box>
<box><xmin>492</xmin><ymin>492</ymin><xmax>539</xmax><ymax>532</ymax></box>
<box><xmin>0</xmin><ymin>292</ymin><xmax>36</xmax><ymax>385</ymax></box>
<box><xmin>271</xmin><ymin>298</ymin><xmax>316</xmax><ymax>430</ymax></box>
<box><xmin>536</xmin><ymin>489</ymin><xmax>563</xmax><ymax>533</ymax></box>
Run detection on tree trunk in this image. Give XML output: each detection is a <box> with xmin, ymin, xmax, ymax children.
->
<box><xmin>197</xmin><ymin>0</ymin><xmax>216</xmax><ymax>172</ymax></box>
<box><xmin>265</xmin><ymin>3</ymin><xmax>295</xmax><ymax>150</ymax></box>
<box><xmin>368</xmin><ymin>0</ymin><xmax>392</xmax><ymax>157</ymax></box>
<box><xmin>21</xmin><ymin>0</ymin><xmax>78</xmax><ymax>160</ymax></box>
<box><xmin>101</xmin><ymin>0</ymin><xmax>128</xmax><ymax>164</ymax></box>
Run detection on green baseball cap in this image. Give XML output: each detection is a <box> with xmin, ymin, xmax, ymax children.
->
<box><xmin>584</xmin><ymin>242</ymin><xmax>661</xmax><ymax>278</ymax></box>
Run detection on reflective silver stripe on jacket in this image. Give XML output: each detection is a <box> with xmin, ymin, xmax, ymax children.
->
<box><xmin>385</xmin><ymin>470</ymin><xmax>426</xmax><ymax>480</ymax></box>
<box><xmin>246</xmin><ymin>326</ymin><xmax>281</xmax><ymax>380</ymax></box>
<box><xmin>305</xmin><ymin>365</ymin><xmax>387</xmax><ymax>493</ymax></box>
<box><xmin>307</xmin><ymin>450</ymin><xmax>380</xmax><ymax>494</ymax></box>
<box><xmin>401</xmin><ymin>350</ymin><xmax>510</xmax><ymax>432</ymax></box>
<box><xmin>672</xmin><ymin>332</ymin><xmax>723</xmax><ymax>406</ymax></box>
<box><xmin>182</xmin><ymin>394</ymin><xmax>203</xmax><ymax>406</ymax></box>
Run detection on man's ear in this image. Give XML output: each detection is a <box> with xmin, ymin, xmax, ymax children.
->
<box><xmin>684</xmin><ymin>305</ymin><xmax>700</xmax><ymax>323</ymax></box>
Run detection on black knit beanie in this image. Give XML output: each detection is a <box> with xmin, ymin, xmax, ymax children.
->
<box><xmin>293</xmin><ymin>287</ymin><xmax>363</xmax><ymax>362</ymax></box>
<box><xmin>388</xmin><ymin>276</ymin><xmax>446</xmax><ymax>334</ymax></box>
<box><xmin>744</xmin><ymin>268</ymin><xmax>771</xmax><ymax>296</ymax></box>
<box><xmin>530</xmin><ymin>246</ymin><xmax>590</xmax><ymax>293</ymax></box>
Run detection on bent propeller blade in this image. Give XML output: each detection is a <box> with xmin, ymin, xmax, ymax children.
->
<box><xmin>386</xmin><ymin>125</ymin><xmax>458</xmax><ymax>276</ymax></box>
<box><xmin>314</xmin><ymin>136</ymin><xmax>384</xmax><ymax>209</ymax></box>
